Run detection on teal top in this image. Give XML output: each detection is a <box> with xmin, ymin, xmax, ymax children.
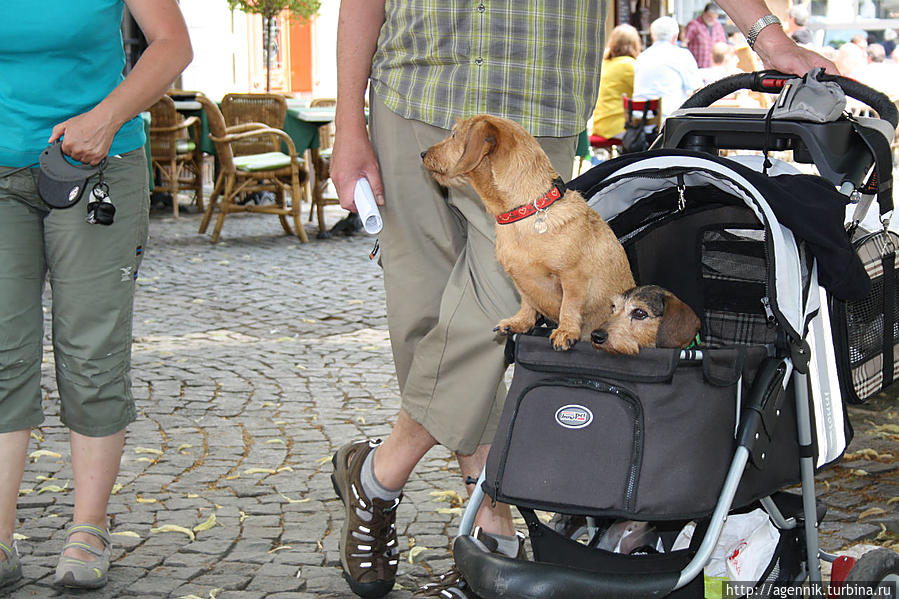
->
<box><xmin>0</xmin><ymin>0</ymin><xmax>145</xmax><ymax>167</ymax></box>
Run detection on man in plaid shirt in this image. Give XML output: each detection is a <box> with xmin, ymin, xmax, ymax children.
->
<box><xmin>327</xmin><ymin>0</ymin><xmax>836</xmax><ymax>597</ymax></box>
<box><xmin>685</xmin><ymin>2</ymin><xmax>728</xmax><ymax>68</ymax></box>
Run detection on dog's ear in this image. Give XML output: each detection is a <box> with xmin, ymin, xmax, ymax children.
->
<box><xmin>656</xmin><ymin>292</ymin><xmax>701</xmax><ymax>348</ymax></box>
<box><xmin>448</xmin><ymin>119</ymin><xmax>499</xmax><ymax>177</ymax></box>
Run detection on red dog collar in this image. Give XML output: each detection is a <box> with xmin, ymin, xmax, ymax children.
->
<box><xmin>496</xmin><ymin>178</ymin><xmax>566</xmax><ymax>225</ymax></box>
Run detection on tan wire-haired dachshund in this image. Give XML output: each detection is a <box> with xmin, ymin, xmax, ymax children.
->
<box><xmin>591</xmin><ymin>285</ymin><xmax>701</xmax><ymax>355</ymax></box>
<box><xmin>421</xmin><ymin>114</ymin><xmax>635</xmax><ymax>351</ymax></box>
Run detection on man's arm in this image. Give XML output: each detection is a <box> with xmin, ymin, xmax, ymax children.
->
<box><xmin>716</xmin><ymin>0</ymin><xmax>838</xmax><ymax>74</ymax></box>
<box><xmin>331</xmin><ymin>0</ymin><xmax>387</xmax><ymax>211</ymax></box>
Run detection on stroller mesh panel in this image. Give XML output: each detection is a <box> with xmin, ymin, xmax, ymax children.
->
<box><xmin>844</xmin><ymin>276</ymin><xmax>899</xmax><ymax>397</ymax></box>
<box><xmin>614</xmin><ymin>191</ymin><xmax>779</xmax><ymax>349</ymax></box>
<box><xmin>701</xmin><ymin>227</ymin><xmax>777</xmax><ymax>347</ymax></box>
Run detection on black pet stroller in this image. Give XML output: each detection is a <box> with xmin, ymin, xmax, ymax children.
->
<box><xmin>450</xmin><ymin>72</ymin><xmax>899</xmax><ymax>599</ymax></box>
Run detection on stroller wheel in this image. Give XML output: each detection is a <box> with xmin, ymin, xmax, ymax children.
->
<box><xmin>842</xmin><ymin>548</ymin><xmax>899</xmax><ymax>598</ymax></box>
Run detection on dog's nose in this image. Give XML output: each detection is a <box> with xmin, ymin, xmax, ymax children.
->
<box><xmin>591</xmin><ymin>330</ymin><xmax>608</xmax><ymax>345</ymax></box>
<box><xmin>420</xmin><ymin>150</ymin><xmax>428</xmax><ymax>160</ymax></box>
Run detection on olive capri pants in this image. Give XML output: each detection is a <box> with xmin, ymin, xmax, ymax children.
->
<box><xmin>369</xmin><ymin>94</ymin><xmax>577</xmax><ymax>454</ymax></box>
<box><xmin>0</xmin><ymin>148</ymin><xmax>149</xmax><ymax>437</ymax></box>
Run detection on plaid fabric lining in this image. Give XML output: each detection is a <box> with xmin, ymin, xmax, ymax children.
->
<box><xmin>701</xmin><ymin>228</ymin><xmax>776</xmax><ymax>347</ymax></box>
<box><xmin>703</xmin><ymin>311</ymin><xmax>778</xmax><ymax>347</ymax></box>
<box><xmin>369</xmin><ymin>0</ymin><xmax>605</xmax><ymax>137</ymax></box>
<box><xmin>840</xmin><ymin>230</ymin><xmax>899</xmax><ymax>402</ymax></box>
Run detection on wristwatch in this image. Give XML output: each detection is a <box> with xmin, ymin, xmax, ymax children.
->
<box><xmin>747</xmin><ymin>14</ymin><xmax>782</xmax><ymax>50</ymax></box>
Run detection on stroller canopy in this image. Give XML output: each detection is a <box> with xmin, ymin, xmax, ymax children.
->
<box><xmin>570</xmin><ymin>149</ymin><xmax>864</xmax><ymax>345</ymax></box>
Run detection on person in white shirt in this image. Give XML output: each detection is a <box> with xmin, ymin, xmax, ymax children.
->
<box><xmin>633</xmin><ymin>16</ymin><xmax>704</xmax><ymax>118</ymax></box>
<box><xmin>853</xmin><ymin>43</ymin><xmax>899</xmax><ymax>101</ymax></box>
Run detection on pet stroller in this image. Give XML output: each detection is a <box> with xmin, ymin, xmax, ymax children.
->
<box><xmin>450</xmin><ymin>71</ymin><xmax>899</xmax><ymax>598</ymax></box>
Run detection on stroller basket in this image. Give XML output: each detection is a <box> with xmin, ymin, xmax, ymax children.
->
<box><xmin>483</xmin><ymin>337</ymin><xmax>803</xmax><ymax>521</ymax></box>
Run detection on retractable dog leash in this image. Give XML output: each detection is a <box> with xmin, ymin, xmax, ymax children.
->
<box><xmin>1</xmin><ymin>140</ymin><xmax>114</xmax><ymax>225</ymax></box>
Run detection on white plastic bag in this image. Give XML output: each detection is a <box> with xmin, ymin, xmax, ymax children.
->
<box><xmin>725</xmin><ymin>516</ymin><xmax>780</xmax><ymax>582</ymax></box>
<box><xmin>672</xmin><ymin>508</ymin><xmax>775</xmax><ymax>578</ymax></box>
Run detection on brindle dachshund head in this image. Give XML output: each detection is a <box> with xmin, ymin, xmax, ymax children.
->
<box><xmin>591</xmin><ymin>285</ymin><xmax>701</xmax><ymax>355</ymax></box>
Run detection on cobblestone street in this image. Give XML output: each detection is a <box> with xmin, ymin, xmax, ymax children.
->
<box><xmin>4</xmin><ymin>199</ymin><xmax>898</xmax><ymax>599</ymax></box>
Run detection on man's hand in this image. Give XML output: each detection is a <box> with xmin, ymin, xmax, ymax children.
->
<box><xmin>331</xmin><ymin>123</ymin><xmax>385</xmax><ymax>213</ymax></box>
<box><xmin>753</xmin><ymin>25</ymin><xmax>840</xmax><ymax>75</ymax></box>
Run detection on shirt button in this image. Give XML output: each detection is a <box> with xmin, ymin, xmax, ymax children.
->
<box><xmin>477</xmin><ymin>3</ymin><xmax>485</xmax><ymax>12</ymax></box>
<box><xmin>475</xmin><ymin>57</ymin><xmax>483</xmax><ymax>65</ymax></box>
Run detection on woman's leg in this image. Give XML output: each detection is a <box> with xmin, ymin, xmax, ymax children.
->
<box><xmin>0</xmin><ymin>431</ymin><xmax>30</xmax><ymax>554</ymax></box>
<box><xmin>63</xmin><ymin>430</ymin><xmax>125</xmax><ymax>559</ymax></box>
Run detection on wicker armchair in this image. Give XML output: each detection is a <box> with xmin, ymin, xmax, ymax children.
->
<box><xmin>221</xmin><ymin>93</ymin><xmax>289</xmax><ymax>157</ymax></box>
<box><xmin>195</xmin><ymin>94</ymin><xmax>310</xmax><ymax>243</ymax></box>
<box><xmin>307</xmin><ymin>97</ymin><xmax>339</xmax><ymax>234</ymax></box>
<box><xmin>149</xmin><ymin>94</ymin><xmax>204</xmax><ymax>217</ymax></box>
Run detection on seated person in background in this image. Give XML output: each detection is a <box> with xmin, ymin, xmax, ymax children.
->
<box><xmin>853</xmin><ymin>43</ymin><xmax>899</xmax><ymax>101</ymax></box>
<box><xmin>786</xmin><ymin>4</ymin><xmax>814</xmax><ymax>47</ymax></box>
<box><xmin>835</xmin><ymin>41</ymin><xmax>867</xmax><ymax>78</ymax></box>
<box><xmin>684</xmin><ymin>2</ymin><xmax>727</xmax><ymax>68</ymax></box>
<box><xmin>699</xmin><ymin>41</ymin><xmax>738</xmax><ymax>85</ymax></box>
<box><xmin>591</xmin><ymin>24</ymin><xmax>642</xmax><ymax>140</ymax></box>
<box><xmin>634</xmin><ymin>16</ymin><xmax>703</xmax><ymax>118</ymax></box>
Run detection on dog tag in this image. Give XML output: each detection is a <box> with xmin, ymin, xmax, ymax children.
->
<box><xmin>534</xmin><ymin>211</ymin><xmax>548</xmax><ymax>234</ymax></box>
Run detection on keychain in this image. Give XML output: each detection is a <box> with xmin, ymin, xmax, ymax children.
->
<box><xmin>86</xmin><ymin>167</ymin><xmax>115</xmax><ymax>225</ymax></box>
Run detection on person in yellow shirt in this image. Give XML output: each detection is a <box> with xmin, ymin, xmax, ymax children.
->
<box><xmin>591</xmin><ymin>24</ymin><xmax>642</xmax><ymax>141</ymax></box>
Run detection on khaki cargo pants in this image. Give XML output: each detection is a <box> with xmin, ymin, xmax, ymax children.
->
<box><xmin>369</xmin><ymin>94</ymin><xmax>577</xmax><ymax>454</ymax></box>
<box><xmin>0</xmin><ymin>148</ymin><xmax>149</xmax><ymax>437</ymax></box>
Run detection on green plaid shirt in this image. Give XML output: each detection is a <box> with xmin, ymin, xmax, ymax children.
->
<box><xmin>370</xmin><ymin>0</ymin><xmax>605</xmax><ymax>138</ymax></box>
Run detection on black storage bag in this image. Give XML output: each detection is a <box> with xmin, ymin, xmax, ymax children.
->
<box><xmin>831</xmin><ymin>229</ymin><xmax>899</xmax><ymax>404</ymax></box>
<box><xmin>483</xmin><ymin>333</ymin><xmax>804</xmax><ymax>521</ymax></box>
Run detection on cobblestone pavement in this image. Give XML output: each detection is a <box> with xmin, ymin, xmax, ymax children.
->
<box><xmin>4</xmin><ymin>199</ymin><xmax>898</xmax><ymax>599</ymax></box>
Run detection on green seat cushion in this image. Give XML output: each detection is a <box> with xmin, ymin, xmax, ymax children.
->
<box><xmin>175</xmin><ymin>139</ymin><xmax>196</xmax><ymax>153</ymax></box>
<box><xmin>233</xmin><ymin>151</ymin><xmax>294</xmax><ymax>171</ymax></box>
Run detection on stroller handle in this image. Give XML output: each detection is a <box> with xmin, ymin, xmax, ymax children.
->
<box><xmin>680</xmin><ymin>70</ymin><xmax>899</xmax><ymax>129</ymax></box>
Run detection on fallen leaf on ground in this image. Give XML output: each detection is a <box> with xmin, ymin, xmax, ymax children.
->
<box><xmin>193</xmin><ymin>513</ymin><xmax>217</xmax><ymax>532</ymax></box>
<box><xmin>859</xmin><ymin>507</ymin><xmax>888</xmax><ymax>521</ymax></box>
<box><xmin>29</xmin><ymin>449</ymin><xmax>61</xmax><ymax>461</ymax></box>
<box><xmin>150</xmin><ymin>525</ymin><xmax>195</xmax><ymax>541</ymax></box>
<box><xmin>243</xmin><ymin>468</ymin><xmax>276</xmax><ymax>475</ymax></box>
<box><xmin>408</xmin><ymin>546</ymin><xmax>429</xmax><ymax>563</ymax></box>
<box><xmin>111</xmin><ymin>531</ymin><xmax>141</xmax><ymax>538</ymax></box>
<box><xmin>135</xmin><ymin>447</ymin><xmax>163</xmax><ymax>455</ymax></box>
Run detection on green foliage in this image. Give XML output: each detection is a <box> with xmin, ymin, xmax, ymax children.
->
<box><xmin>226</xmin><ymin>0</ymin><xmax>320</xmax><ymax>23</ymax></box>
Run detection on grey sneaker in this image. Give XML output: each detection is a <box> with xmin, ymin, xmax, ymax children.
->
<box><xmin>331</xmin><ymin>440</ymin><xmax>402</xmax><ymax>599</ymax></box>
<box><xmin>0</xmin><ymin>539</ymin><xmax>22</xmax><ymax>590</ymax></box>
<box><xmin>53</xmin><ymin>524</ymin><xmax>111</xmax><ymax>589</ymax></box>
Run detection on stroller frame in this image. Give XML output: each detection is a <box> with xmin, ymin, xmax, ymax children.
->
<box><xmin>455</xmin><ymin>355</ymin><xmax>821</xmax><ymax>598</ymax></box>
<box><xmin>451</xmin><ymin>71</ymin><xmax>899</xmax><ymax>599</ymax></box>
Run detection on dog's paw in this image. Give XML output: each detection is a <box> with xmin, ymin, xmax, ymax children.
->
<box><xmin>495</xmin><ymin>318</ymin><xmax>530</xmax><ymax>335</ymax></box>
<box><xmin>550</xmin><ymin>329</ymin><xmax>578</xmax><ymax>351</ymax></box>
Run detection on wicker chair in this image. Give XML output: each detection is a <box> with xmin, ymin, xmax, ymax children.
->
<box><xmin>149</xmin><ymin>95</ymin><xmax>204</xmax><ymax>217</ymax></box>
<box><xmin>195</xmin><ymin>94</ymin><xmax>310</xmax><ymax>243</ymax></box>
<box><xmin>307</xmin><ymin>97</ymin><xmax>339</xmax><ymax>234</ymax></box>
<box><xmin>220</xmin><ymin>93</ymin><xmax>289</xmax><ymax>157</ymax></box>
